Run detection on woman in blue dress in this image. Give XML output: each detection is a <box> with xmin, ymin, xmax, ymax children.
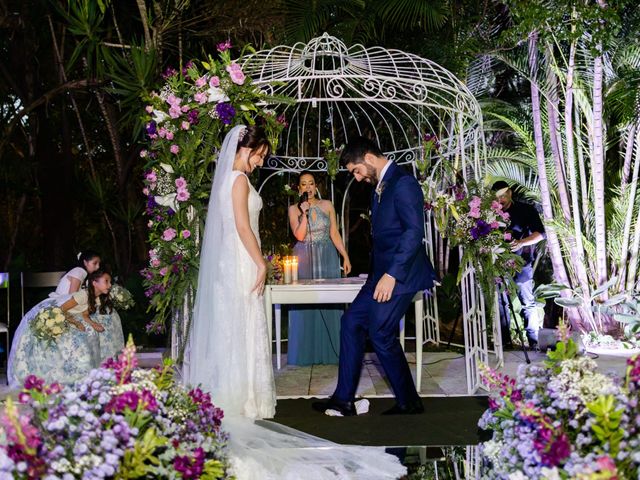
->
<box><xmin>287</xmin><ymin>172</ymin><xmax>352</xmax><ymax>365</ymax></box>
<box><xmin>8</xmin><ymin>269</ymin><xmax>113</xmax><ymax>387</ymax></box>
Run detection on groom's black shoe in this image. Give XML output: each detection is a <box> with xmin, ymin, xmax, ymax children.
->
<box><xmin>312</xmin><ymin>396</ymin><xmax>357</xmax><ymax>416</ymax></box>
<box><xmin>381</xmin><ymin>400</ymin><xmax>424</xmax><ymax>415</ymax></box>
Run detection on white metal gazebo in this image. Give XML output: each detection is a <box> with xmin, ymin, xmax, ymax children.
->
<box><xmin>241</xmin><ymin>34</ymin><xmax>493</xmax><ymax>393</ymax></box>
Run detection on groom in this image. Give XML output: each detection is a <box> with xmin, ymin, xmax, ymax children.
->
<box><xmin>313</xmin><ymin>136</ymin><xmax>436</xmax><ymax>416</ymax></box>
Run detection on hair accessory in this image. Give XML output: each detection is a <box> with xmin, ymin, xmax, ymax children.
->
<box><xmin>77</xmin><ymin>252</ymin><xmax>82</xmax><ymax>260</ymax></box>
<box><xmin>238</xmin><ymin>126</ymin><xmax>247</xmax><ymax>143</ymax></box>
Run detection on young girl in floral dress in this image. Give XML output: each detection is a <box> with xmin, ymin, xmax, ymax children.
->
<box><xmin>8</xmin><ymin>269</ymin><xmax>113</xmax><ymax>387</ymax></box>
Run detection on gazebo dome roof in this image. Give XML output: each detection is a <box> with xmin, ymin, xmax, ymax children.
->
<box><xmin>242</xmin><ymin>33</ymin><xmax>482</xmax><ymax>174</ymax></box>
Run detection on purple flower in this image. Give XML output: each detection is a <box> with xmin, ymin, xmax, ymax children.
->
<box><xmin>182</xmin><ymin>60</ymin><xmax>194</xmax><ymax>79</ymax></box>
<box><xmin>215</xmin><ymin>102</ymin><xmax>236</xmax><ymax>125</ymax></box>
<box><xmin>24</xmin><ymin>375</ymin><xmax>45</xmax><ymax>392</ymax></box>
<box><xmin>167</xmin><ymin>208</ymin><xmax>175</xmax><ymax>217</ymax></box>
<box><xmin>162</xmin><ymin>67</ymin><xmax>178</xmax><ymax>79</ymax></box>
<box><xmin>188</xmin><ymin>109</ymin><xmax>200</xmax><ymax>125</ymax></box>
<box><xmin>217</xmin><ymin>40</ymin><xmax>232</xmax><ymax>52</ymax></box>
<box><xmin>146</xmin><ymin>121</ymin><xmax>157</xmax><ymax>136</ymax></box>
<box><xmin>470</xmin><ymin>220</ymin><xmax>492</xmax><ymax>240</ymax></box>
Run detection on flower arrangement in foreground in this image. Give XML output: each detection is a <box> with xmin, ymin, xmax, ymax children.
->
<box><xmin>478</xmin><ymin>330</ymin><xmax>640</xmax><ymax>479</ymax></box>
<box><xmin>0</xmin><ymin>338</ymin><xmax>232</xmax><ymax>479</ymax></box>
<box><xmin>30</xmin><ymin>306</ymin><xmax>69</xmax><ymax>345</ymax></box>
<box><xmin>419</xmin><ymin>135</ymin><xmax>524</xmax><ymax>316</ymax></box>
<box><xmin>140</xmin><ymin>40</ymin><xmax>287</xmax><ymax>339</ymax></box>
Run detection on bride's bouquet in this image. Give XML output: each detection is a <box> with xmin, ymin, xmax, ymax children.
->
<box><xmin>110</xmin><ymin>284</ymin><xmax>135</xmax><ymax>311</ymax></box>
<box><xmin>30</xmin><ymin>306</ymin><xmax>68</xmax><ymax>345</ymax></box>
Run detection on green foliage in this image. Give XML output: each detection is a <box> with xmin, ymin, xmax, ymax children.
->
<box><xmin>502</xmin><ymin>0</ymin><xmax>628</xmax><ymax>52</ymax></box>
<box><xmin>321</xmin><ymin>138</ymin><xmax>341</xmax><ymax>181</ymax></box>
<box><xmin>544</xmin><ymin>338</ymin><xmax>579</xmax><ymax>371</ymax></box>
<box><xmin>587</xmin><ymin>395</ymin><xmax>625</xmax><ymax>457</ymax></box>
<box><xmin>116</xmin><ymin>427</ymin><xmax>166</xmax><ymax>478</ymax></box>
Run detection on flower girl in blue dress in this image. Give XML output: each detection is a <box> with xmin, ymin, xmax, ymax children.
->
<box><xmin>8</xmin><ymin>269</ymin><xmax>113</xmax><ymax>388</ymax></box>
<box><xmin>49</xmin><ymin>250</ymin><xmax>124</xmax><ymax>362</ymax></box>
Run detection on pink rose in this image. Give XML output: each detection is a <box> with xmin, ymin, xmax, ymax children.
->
<box><xmin>469</xmin><ymin>196</ymin><xmax>481</xmax><ymax>208</ymax></box>
<box><xmin>151</xmin><ymin>258</ymin><xmax>161</xmax><ymax>267</ymax></box>
<box><xmin>145</xmin><ymin>171</ymin><xmax>157</xmax><ymax>183</ymax></box>
<box><xmin>175</xmin><ymin>177</ymin><xmax>187</xmax><ymax>189</ymax></box>
<box><xmin>145</xmin><ymin>105</ymin><xmax>154</xmax><ymax>113</ymax></box>
<box><xmin>162</xmin><ymin>228</ymin><xmax>177</xmax><ymax>241</ymax></box>
<box><xmin>181</xmin><ymin>121</ymin><xmax>190</xmax><ymax>130</ymax></box>
<box><xmin>226</xmin><ymin>63</ymin><xmax>245</xmax><ymax>85</ymax></box>
<box><xmin>142</xmin><ymin>187</ymin><xmax>150</xmax><ymax>196</ymax></box>
<box><xmin>491</xmin><ymin>200</ymin><xmax>502</xmax><ymax>211</ymax></box>
<box><xmin>181</xmin><ymin>105</ymin><xmax>189</xmax><ymax>113</ymax></box>
<box><xmin>504</xmin><ymin>232</ymin><xmax>512</xmax><ymax>241</ymax></box>
<box><xmin>490</xmin><ymin>221</ymin><xmax>499</xmax><ymax>229</ymax></box>
<box><xmin>195</xmin><ymin>76</ymin><xmax>207</xmax><ymax>88</ymax></box>
<box><xmin>182</xmin><ymin>229</ymin><xmax>191</xmax><ymax>239</ymax></box>
<box><xmin>159</xmin><ymin>267</ymin><xmax>168</xmax><ymax>276</ymax></box>
<box><xmin>170</xmin><ymin>144</ymin><xmax>180</xmax><ymax>154</ymax></box>
<box><xmin>167</xmin><ymin>94</ymin><xmax>181</xmax><ymax>107</ymax></box>
<box><xmin>147</xmin><ymin>220</ymin><xmax>153</xmax><ymax>228</ymax></box>
<box><xmin>169</xmin><ymin>106</ymin><xmax>181</xmax><ymax>119</ymax></box>
<box><xmin>158</xmin><ymin>127</ymin><xmax>167</xmax><ymax>138</ymax></box>
<box><xmin>166</xmin><ymin>131</ymin><xmax>174</xmax><ymax>140</ymax></box>
<box><xmin>194</xmin><ymin>92</ymin><xmax>207</xmax><ymax>104</ymax></box>
<box><xmin>469</xmin><ymin>207</ymin><xmax>481</xmax><ymax>219</ymax></box>
<box><xmin>176</xmin><ymin>188</ymin><xmax>190</xmax><ymax>202</ymax></box>
<box><xmin>209</xmin><ymin>76</ymin><xmax>220</xmax><ymax>88</ymax></box>
<box><xmin>139</xmin><ymin>149</ymin><xmax>148</xmax><ymax>158</ymax></box>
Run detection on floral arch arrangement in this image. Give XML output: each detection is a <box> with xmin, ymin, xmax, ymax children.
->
<box><xmin>140</xmin><ymin>43</ymin><xmax>286</xmax><ymax>355</ymax></box>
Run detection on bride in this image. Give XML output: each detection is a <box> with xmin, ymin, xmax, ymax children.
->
<box><xmin>184</xmin><ymin>125</ymin><xmax>406</xmax><ymax>479</ymax></box>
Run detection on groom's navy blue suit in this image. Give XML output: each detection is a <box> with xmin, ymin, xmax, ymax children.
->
<box><xmin>333</xmin><ymin>161</ymin><xmax>436</xmax><ymax>407</ymax></box>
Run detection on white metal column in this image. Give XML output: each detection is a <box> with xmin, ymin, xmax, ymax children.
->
<box><xmin>460</xmin><ymin>258</ymin><xmax>489</xmax><ymax>394</ymax></box>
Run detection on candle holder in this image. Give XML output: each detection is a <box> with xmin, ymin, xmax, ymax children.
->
<box><xmin>283</xmin><ymin>257</ymin><xmax>292</xmax><ymax>284</ymax></box>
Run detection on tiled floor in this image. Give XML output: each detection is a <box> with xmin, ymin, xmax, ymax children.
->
<box><xmin>274</xmin><ymin>347</ymin><xmax>631</xmax><ymax>398</ymax></box>
<box><xmin>0</xmin><ymin>347</ymin><xmax>631</xmax><ymax>402</ymax></box>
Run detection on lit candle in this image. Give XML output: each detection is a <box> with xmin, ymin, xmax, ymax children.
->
<box><xmin>283</xmin><ymin>258</ymin><xmax>292</xmax><ymax>284</ymax></box>
<box><xmin>292</xmin><ymin>256</ymin><xmax>299</xmax><ymax>282</ymax></box>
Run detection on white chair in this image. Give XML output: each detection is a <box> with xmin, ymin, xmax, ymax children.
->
<box><xmin>0</xmin><ymin>272</ymin><xmax>9</xmax><ymax>368</ymax></box>
<box><xmin>20</xmin><ymin>271</ymin><xmax>66</xmax><ymax>317</ymax></box>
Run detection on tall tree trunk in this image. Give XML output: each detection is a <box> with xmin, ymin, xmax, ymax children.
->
<box><xmin>622</xmin><ymin>122</ymin><xmax>637</xmax><ymax>187</ymax></box>
<box><xmin>574</xmin><ymin>103</ymin><xmax>590</xmax><ymax>227</ymax></box>
<box><xmin>563</xmin><ymin>41</ymin><xmax>595</xmax><ymax>329</ymax></box>
<box><xmin>592</xmin><ymin>53</ymin><xmax>608</xmax><ymax>291</ymax></box>
<box><xmin>545</xmin><ymin>44</ymin><xmax>571</xmax><ymax>222</ymax></box>
<box><xmin>620</xmin><ymin>127</ymin><xmax>640</xmax><ymax>290</ymax></box>
<box><xmin>528</xmin><ymin>32</ymin><xmax>578</xmax><ymax>329</ymax></box>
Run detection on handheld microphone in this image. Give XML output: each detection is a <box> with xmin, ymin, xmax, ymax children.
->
<box><xmin>298</xmin><ymin>191</ymin><xmax>309</xmax><ymax>213</ymax></box>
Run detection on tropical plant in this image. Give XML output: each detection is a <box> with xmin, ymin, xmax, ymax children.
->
<box><xmin>483</xmin><ymin>0</ymin><xmax>640</xmax><ymax>335</ymax></box>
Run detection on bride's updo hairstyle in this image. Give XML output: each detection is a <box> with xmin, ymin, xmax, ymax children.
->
<box><xmin>236</xmin><ymin>125</ymin><xmax>272</xmax><ymax>158</ymax></box>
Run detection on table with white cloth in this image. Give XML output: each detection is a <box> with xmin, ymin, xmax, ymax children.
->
<box><xmin>264</xmin><ymin>277</ymin><xmax>426</xmax><ymax>392</ymax></box>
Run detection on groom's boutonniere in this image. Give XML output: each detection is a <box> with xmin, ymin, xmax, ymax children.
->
<box><xmin>375</xmin><ymin>181</ymin><xmax>386</xmax><ymax>203</ymax></box>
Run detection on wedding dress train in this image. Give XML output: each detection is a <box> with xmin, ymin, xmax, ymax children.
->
<box><xmin>183</xmin><ymin>126</ymin><xmax>406</xmax><ymax>479</ymax></box>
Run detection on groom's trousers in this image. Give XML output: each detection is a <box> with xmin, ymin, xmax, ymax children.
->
<box><xmin>333</xmin><ymin>286</ymin><xmax>421</xmax><ymax>407</ymax></box>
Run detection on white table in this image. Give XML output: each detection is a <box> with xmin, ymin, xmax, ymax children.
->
<box><xmin>264</xmin><ymin>277</ymin><xmax>426</xmax><ymax>392</ymax></box>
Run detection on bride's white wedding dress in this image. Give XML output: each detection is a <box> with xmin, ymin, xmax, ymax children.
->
<box><xmin>184</xmin><ymin>126</ymin><xmax>406</xmax><ymax>479</ymax></box>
